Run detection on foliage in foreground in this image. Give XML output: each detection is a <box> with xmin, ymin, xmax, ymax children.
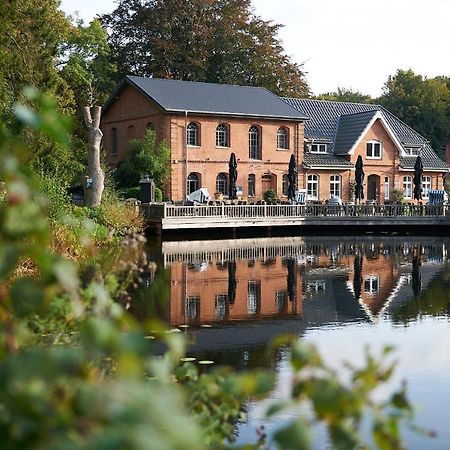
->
<box><xmin>0</xmin><ymin>96</ymin><xmax>425</xmax><ymax>449</ymax></box>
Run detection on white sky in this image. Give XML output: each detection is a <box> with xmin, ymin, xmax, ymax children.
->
<box><xmin>59</xmin><ymin>0</ymin><xmax>450</xmax><ymax>98</ymax></box>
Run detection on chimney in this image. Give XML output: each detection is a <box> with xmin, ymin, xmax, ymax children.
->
<box><xmin>446</xmin><ymin>142</ymin><xmax>450</xmax><ymax>165</ymax></box>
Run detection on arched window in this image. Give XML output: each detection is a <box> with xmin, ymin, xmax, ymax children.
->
<box><xmin>329</xmin><ymin>174</ymin><xmax>341</xmax><ymax>198</ymax></box>
<box><xmin>111</xmin><ymin>127</ymin><xmax>118</xmax><ymax>156</ymax></box>
<box><xmin>127</xmin><ymin>125</ymin><xmax>135</xmax><ymax>141</ymax></box>
<box><xmin>249</xmin><ymin>125</ymin><xmax>261</xmax><ymax>160</ymax></box>
<box><xmin>277</xmin><ymin>127</ymin><xmax>289</xmax><ymax>149</ymax></box>
<box><xmin>186</xmin><ymin>172</ymin><xmax>200</xmax><ymax>195</ymax></box>
<box><xmin>307</xmin><ymin>174</ymin><xmax>319</xmax><ymax>200</ymax></box>
<box><xmin>187</xmin><ymin>122</ymin><xmax>199</xmax><ymax>146</ymax></box>
<box><xmin>282</xmin><ymin>174</ymin><xmax>289</xmax><ymax>196</ymax></box>
<box><xmin>403</xmin><ymin>176</ymin><xmax>412</xmax><ymax>198</ymax></box>
<box><xmin>248</xmin><ymin>174</ymin><xmax>256</xmax><ymax>197</ymax></box>
<box><xmin>216</xmin><ymin>173</ymin><xmax>228</xmax><ymax>195</ymax></box>
<box><xmin>216</xmin><ymin>123</ymin><xmax>229</xmax><ymax>147</ymax></box>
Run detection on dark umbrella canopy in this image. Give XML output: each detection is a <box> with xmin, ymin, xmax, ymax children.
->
<box><xmin>228</xmin><ymin>152</ymin><xmax>238</xmax><ymax>200</ymax></box>
<box><xmin>355</xmin><ymin>155</ymin><xmax>365</xmax><ymax>202</ymax></box>
<box><xmin>412</xmin><ymin>245</ymin><xmax>422</xmax><ymax>296</ymax></box>
<box><xmin>287</xmin><ymin>258</ymin><xmax>296</xmax><ymax>302</ymax></box>
<box><xmin>413</xmin><ymin>156</ymin><xmax>423</xmax><ymax>201</ymax></box>
<box><xmin>227</xmin><ymin>261</ymin><xmax>237</xmax><ymax>304</ymax></box>
<box><xmin>353</xmin><ymin>248</ymin><xmax>363</xmax><ymax>301</ymax></box>
<box><xmin>287</xmin><ymin>154</ymin><xmax>297</xmax><ymax>202</ymax></box>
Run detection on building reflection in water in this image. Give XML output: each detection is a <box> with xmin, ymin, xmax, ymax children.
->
<box><xmin>159</xmin><ymin>236</ymin><xmax>447</xmax><ymax>328</ymax></box>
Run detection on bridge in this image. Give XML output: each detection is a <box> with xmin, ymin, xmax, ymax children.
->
<box><xmin>142</xmin><ymin>202</ymin><xmax>450</xmax><ymax>234</ymax></box>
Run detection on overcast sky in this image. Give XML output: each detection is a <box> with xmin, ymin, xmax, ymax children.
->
<box><xmin>59</xmin><ymin>0</ymin><xmax>450</xmax><ymax>97</ymax></box>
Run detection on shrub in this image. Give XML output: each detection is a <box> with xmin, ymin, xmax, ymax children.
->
<box><xmin>392</xmin><ymin>188</ymin><xmax>404</xmax><ymax>203</ymax></box>
<box><xmin>119</xmin><ymin>186</ymin><xmax>140</xmax><ymax>199</ymax></box>
<box><xmin>264</xmin><ymin>189</ymin><xmax>278</xmax><ymax>203</ymax></box>
<box><xmin>114</xmin><ymin>129</ymin><xmax>170</xmax><ymax>191</ymax></box>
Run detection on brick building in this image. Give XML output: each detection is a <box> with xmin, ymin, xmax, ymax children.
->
<box><xmin>102</xmin><ymin>76</ymin><xmax>449</xmax><ymax>202</ymax></box>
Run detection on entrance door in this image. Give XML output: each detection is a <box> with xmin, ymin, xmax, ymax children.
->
<box><xmin>367</xmin><ymin>175</ymin><xmax>379</xmax><ymax>201</ymax></box>
<box><xmin>261</xmin><ymin>174</ymin><xmax>277</xmax><ymax>195</ymax></box>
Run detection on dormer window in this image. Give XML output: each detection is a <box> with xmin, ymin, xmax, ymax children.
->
<box><xmin>366</xmin><ymin>140</ymin><xmax>382</xmax><ymax>159</ymax></box>
<box><xmin>404</xmin><ymin>146</ymin><xmax>421</xmax><ymax>156</ymax></box>
<box><xmin>309</xmin><ymin>143</ymin><xmax>327</xmax><ymax>153</ymax></box>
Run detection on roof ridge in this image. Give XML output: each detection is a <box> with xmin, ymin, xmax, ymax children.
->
<box><xmin>126</xmin><ymin>74</ymin><xmax>267</xmax><ymax>91</ymax></box>
<box><xmin>378</xmin><ymin>105</ymin><xmax>429</xmax><ymax>145</ymax></box>
<box><xmin>338</xmin><ymin>109</ymin><xmax>380</xmax><ymax>118</ymax></box>
<box><xmin>283</xmin><ymin>97</ymin><xmax>379</xmax><ymax>108</ymax></box>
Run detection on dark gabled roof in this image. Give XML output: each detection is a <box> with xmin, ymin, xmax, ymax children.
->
<box><xmin>284</xmin><ymin>98</ymin><xmax>378</xmax><ymax>144</ymax></box>
<box><xmin>104</xmin><ymin>75</ymin><xmax>308</xmax><ymax>121</ymax></box>
<box><xmin>399</xmin><ymin>154</ymin><xmax>449</xmax><ymax>171</ymax></box>
<box><xmin>283</xmin><ymin>98</ymin><xmax>449</xmax><ymax>171</ymax></box>
<box><xmin>334</xmin><ymin>110</ymin><xmax>379</xmax><ymax>155</ymax></box>
<box><xmin>303</xmin><ymin>153</ymin><xmax>353</xmax><ymax>169</ymax></box>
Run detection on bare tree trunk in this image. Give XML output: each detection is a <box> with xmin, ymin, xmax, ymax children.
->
<box><xmin>83</xmin><ymin>106</ymin><xmax>104</xmax><ymax>207</ymax></box>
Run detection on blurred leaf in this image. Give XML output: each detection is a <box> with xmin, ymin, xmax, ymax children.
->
<box><xmin>11</xmin><ymin>278</ymin><xmax>45</xmax><ymax>318</ymax></box>
<box><xmin>273</xmin><ymin>419</ymin><xmax>311</xmax><ymax>450</ymax></box>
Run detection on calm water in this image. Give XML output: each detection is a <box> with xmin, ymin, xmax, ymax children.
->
<box><xmin>135</xmin><ymin>235</ymin><xmax>450</xmax><ymax>449</ymax></box>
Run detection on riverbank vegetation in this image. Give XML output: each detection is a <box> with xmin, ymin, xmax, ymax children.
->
<box><xmin>0</xmin><ymin>1</ymin><xmax>443</xmax><ymax>447</ymax></box>
<box><xmin>0</xmin><ymin>87</ymin><xmax>426</xmax><ymax>450</ymax></box>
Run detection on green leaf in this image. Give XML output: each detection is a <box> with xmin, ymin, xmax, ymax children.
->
<box><xmin>273</xmin><ymin>419</ymin><xmax>312</xmax><ymax>450</ymax></box>
<box><xmin>11</xmin><ymin>278</ymin><xmax>45</xmax><ymax>317</ymax></box>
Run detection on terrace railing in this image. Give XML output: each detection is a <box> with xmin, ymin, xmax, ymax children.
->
<box><xmin>145</xmin><ymin>203</ymin><xmax>446</xmax><ymax>220</ymax></box>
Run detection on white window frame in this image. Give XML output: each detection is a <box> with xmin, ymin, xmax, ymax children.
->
<box><xmin>249</xmin><ymin>125</ymin><xmax>261</xmax><ymax>160</ymax></box>
<box><xmin>216</xmin><ymin>123</ymin><xmax>229</xmax><ymax>148</ymax></box>
<box><xmin>364</xmin><ymin>275</ymin><xmax>380</xmax><ymax>294</ymax></box>
<box><xmin>329</xmin><ymin>174</ymin><xmax>341</xmax><ymax>198</ymax></box>
<box><xmin>307</xmin><ymin>174</ymin><xmax>319</xmax><ymax>200</ymax></box>
<box><xmin>248</xmin><ymin>174</ymin><xmax>256</xmax><ymax>197</ymax></box>
<box><xmin>404</xmin><ymin>146</ymin><xmax>421</xmax><ymax>156</ymax></box>
<box><xmin>309</xmin><ymin>143</ymin><xmax>327</xmax><ymax>154</ymax></box>
<box><xmin>403</xmin><ymin>175</ymin><xmax>412</xmax><ymax>199</ymax></box>
<box><xmin>186</xmin><ymin>172</ymin><xmax>200</xmax><ymax>195</ymax></box>
<box><xmin>422</xmin><ymin>176</ymin><xmax>432</xmax><ymax>198</ymax></box>
<box><xmin>366</xmin><ymin>140</ymin><xmax>382</xmax><ymax>159</ymax></box>
<box><xmin>187</xmin><ymin>122</ymin><xmax>200</xmax><ymax>146</ymax></box>
<box><xmin>384</xmin><ymin>176</ymin><xmax>390</xmax><ymax>200</ymax></box>
<box><xmin>216</xmin><ymin>172</ymin><xmax>228</xmax><ymax>194</ymax></box>
<box><xmin>282</xmin><ymin>174</ymin><xmax>289</xmax><ymax>196</ymax></box>
<box><xmin>277</xmin><ymin>127</ymin><xmax>289</xmax><ymax>149</ymax></box>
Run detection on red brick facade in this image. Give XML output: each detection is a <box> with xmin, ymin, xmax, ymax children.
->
<box><xmin>101</xmin><ymin>85</ymin><xmax>445</xmax><ymax>203</ymax></box>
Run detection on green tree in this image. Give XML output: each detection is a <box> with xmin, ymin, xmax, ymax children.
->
<box><xmin>0</xmin><ymin>0</ymin><xmax>74</xmax><ymax>120</ymax></box>
<box><xmin>317</xmin><ymin>87</ymin><xmax>374</xmax><ymax>104</ymax></box>
<box><xmin>379</xmin><ymin>69</ymin><xmax>450</xmax><ymax>157</ymax></box>
<box><xmin>114</xmin><ymin>129</ymin><xmax>171</xmax><ymax>190</ymax></box>
<box><xmin>59</xmin><ymin>18</ymin><xmax>117</xmax><ymax>108</ymax></box>
<box><xmin>101</xmin><ymin>0</ymin><xmax>309</xmax><ymax>97</ymax></box>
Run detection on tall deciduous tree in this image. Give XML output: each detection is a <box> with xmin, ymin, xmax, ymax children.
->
<box><xmin>60</xmin><ymin>19</ymin><xmax>117</xmax><ymax>108</ymax></box>
<box><xmin>317</xmin><ymin>87</ymin><xmax>374</xmax><ymax>104</ymax></box>
<box><xmin>102</xmin><ymin>0</ymin><xmax>309</xmax><ymax>97</ymax></box>
<box><xmin>0</xmin><ymin>0</ymin><xmax>74</xmax><ymax>120</ymax></box>
<box><xmin>379</xmin><ymin>69</ymin><xmax>450</xmax><ymax>157</ymax></box>
<box><xmin>83</xmin><ymin>106</ymin><xmax>104</xmax><ymax>207</ymax></box>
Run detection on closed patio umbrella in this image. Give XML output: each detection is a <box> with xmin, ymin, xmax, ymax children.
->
<box><xmin>287</xmin><ymin>258</ymin><xmax>296</xmax><ymax>302</ymax></box>
<box><xmin>228</xmin><ymin>152</ymin><xmax>238</xmax><ymax>200</ymax></box>
<box><xmin>227</xmin><ymin>261</ymin><xmax>237</xmax><ymax>304</ymax></box>
<box><xmin>412</xmin><ymin>245</ymin><xmax>422</xmax><ymax>296</ymax></box>
<box><xmin>287</xmin><ymin>154</ymin><xmax>297</xmax><ymax>202</ymax></box>
<box><xmin>413</xmin><ymin>155</ymin><xmax>423</xmax><ymax>201</ymax></box>
<box><xmin>353</xmin><ymin>248</ymin><xmax>363</xmax><ymax>301</ymax></box>
<box><xmin>355</xmin><ymin>155</ymin><xmax>365</xmax><ymax>203</ymax></box>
